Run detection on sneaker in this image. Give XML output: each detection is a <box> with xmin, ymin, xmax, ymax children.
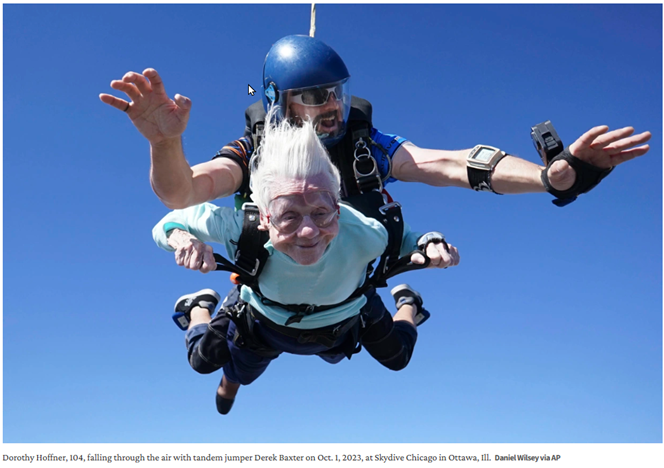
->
<box><xmin>172</xmin><ymin>289</ymin><xmax>221</xmax><ymax>330</ymax></box>
<box><xmin>390</xmin><ymin>284</ymin><xmax>430</xmax><ymax>326</ymax></box>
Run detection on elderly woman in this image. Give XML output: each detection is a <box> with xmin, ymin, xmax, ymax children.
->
<box><xmin>153</xmin><ymin>115</ymin><xmax>459</xmax><ymax>414</ymax></box>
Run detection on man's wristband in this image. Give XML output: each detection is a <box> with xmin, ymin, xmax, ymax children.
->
<box><xmin>466</xmin><ymin>145</ymin><xmax>508</xmax><ymax>194</ymax></box>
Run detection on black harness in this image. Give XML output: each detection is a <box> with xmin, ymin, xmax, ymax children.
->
<box><xmin>212</xmin><ymin>98</ymin><xmax>428</xmax><ymax>353</ymax></box>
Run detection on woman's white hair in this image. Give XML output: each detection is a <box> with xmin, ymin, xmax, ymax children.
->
<box><xmin>249</xmin><ymin>107</ymin><xmax>341</xmax><ymax>212</ymax></box>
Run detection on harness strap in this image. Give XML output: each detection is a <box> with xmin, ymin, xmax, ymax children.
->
<box><xmin>340</xmin><ymin>193</ymin><xmax>404</xmax><ymax>280</ymax></box>
<box><xmin>231</xmin><ymin>203</ymin><xmax>269</xmax><ymax>290</ymax></box>
<box><xmin>374</xmin><ymin>201</ymin><xmax>404</xmax><ymax>276</ymax></box>
<box><xmin>261</xmin><ymin>246</ymin><xmax>429</xmax><ymax>326</ymax></box>
<box><xmin>213</xmin><ymin>202</ymin><xmax>428</xmax><ymax>326</ymax></box>
<box><xmin>248</xmin><ymin>305</ymin><xmax>360</xmax><ymax>349</ymax></box>
<box><xmin>226</xmin><ymin>302</ymin><xmax>281</xmax><ymax>358</ymax></box>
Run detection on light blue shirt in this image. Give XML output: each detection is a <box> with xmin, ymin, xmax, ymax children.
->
<box><xmin>153</xmin><ymin>203</ymin><xmax>420</xmax><ymax>329</ymax></box>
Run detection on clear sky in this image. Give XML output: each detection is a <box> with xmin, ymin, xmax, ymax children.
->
<box><xmin>3</xmin><ymin>3</ymin><xmax>662</xmax><ymax>445</ymax></box>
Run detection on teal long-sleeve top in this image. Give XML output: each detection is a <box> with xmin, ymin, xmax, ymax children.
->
<box><xmin>153</xmin><ymin>203</ymin><xmax>420</xmax><ymax>329</ymax></box>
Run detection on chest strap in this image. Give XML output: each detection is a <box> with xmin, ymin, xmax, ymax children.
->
<box><xmin>214</xmin><ymin>246</ymin><xmax>429</xmax><ymax>326</ymax></box>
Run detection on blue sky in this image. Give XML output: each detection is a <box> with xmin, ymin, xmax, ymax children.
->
<box><xmin>3</xmin><ymin>4</ymin><xmax>662</xmax><ymax>445</ymax></box>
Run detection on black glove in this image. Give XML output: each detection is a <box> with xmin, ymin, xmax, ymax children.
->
<box><xmin>541</xmin><ymin>147</ymin><xmax>614</xmax><ymax>207</ymax></box>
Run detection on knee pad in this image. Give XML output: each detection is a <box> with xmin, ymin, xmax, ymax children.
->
<box><xmin>194</xmin><ymin>313</ymin><xmax>232</xmax><ymax>370</ymax></box>
<box><xmin>361</xmin><ymin>313</ymin><xmax>417</xmax><ymax>371</ymax></box>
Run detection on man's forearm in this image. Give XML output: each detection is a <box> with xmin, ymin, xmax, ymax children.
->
<box><xmin>150</xmin><ymin>137</ymin><xmax>197</xmax><ymax>209</ymax></box>
<box><xmin>392</xmin><ymin>144</ymin><xmax>549</xmax><ymax>194</ymax></box>
<box><xmin>149</xmin><ymin>139</ymin><xmax>244</xmax><ymax>209</ymax></box>
<box><xmin>490</xmin><ymin>155</ymin><xmax>546</xmax><ymax>194</ymax></box>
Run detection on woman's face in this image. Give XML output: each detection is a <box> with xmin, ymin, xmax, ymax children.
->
<box><xmin>259</xmin><ymin>175</ymin><xmax>340</xmax><ymax>266</ymax></box>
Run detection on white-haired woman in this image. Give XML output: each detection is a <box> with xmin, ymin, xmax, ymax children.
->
<box><xmin>153</xmin><ymin>115</ymin><xmax>459</xmax><ymax>414</ymax></box>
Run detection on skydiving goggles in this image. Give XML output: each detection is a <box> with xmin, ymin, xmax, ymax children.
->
<box><xmin>287</xmin><ymin>80</ymin><xmax>349</xmax><ymax>107</ymax></box>
<box><xmin>266</xmin><ymin>191</ymin><xmax>340</xmax><ymax>235</ymax></box>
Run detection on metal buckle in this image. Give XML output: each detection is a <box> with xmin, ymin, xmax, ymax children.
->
<box><xmin>379</xmin><ymin>201</ymin><xmax>401</xmax><ymax>215</ymax></box>
<box><xmin>353</xmin><ymin>156</ymin><xmax>380</xmax><ymax>178</ymax></box>
<box><xmin>241</xmin><ymin>202</ymin><xmax>260</xmax><ymax>222</ymax></box>
<box><xmin>353</xmin><ymin>138</ymin><xmax>371</xmax><ymax>160</ymax></box>
<box><xmin>234</xmin><ymin>251</ymin><xmax>260</xmax><ymax>276</ymax></box>
<box><xmin>353</xmin><ymin>138</ymin><xmax>383</xmax><ymax>193</ymax></box>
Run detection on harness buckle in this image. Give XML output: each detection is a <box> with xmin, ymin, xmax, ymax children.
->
<box><xmin>234</xmin><ymin>251</ymin><xmax>260</xmax><ymax>276</ymax></box>
<box><xmin>285</xmin><ymin>313</ymin><xmax>304</xmax><ymax>326</ymax></box>
<box><xmin>241</xmin><ymin>202</ymin><xmax>260</xmax><ymax>218</ymax></box>
<box><xmin>284</xmin><ymin>304</ymin><xmax>316</xmax><ymax>326</ymax></box>
<box><xmin>353</xmin><ymin>138</ymin><xmax>370</xmax><ymax>159</ymax></box>
<box><xmin>353</xmin><ymin>138</ymin><xmax>383</xmax><ymax>193</ymax></box>
<box><xmin>379</xmin><ymin>201</ymin><xmax>401</xmax><ymax>215</ymax></box>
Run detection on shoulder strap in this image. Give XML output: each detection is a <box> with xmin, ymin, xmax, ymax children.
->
<box><xmin>329</xmin><ymin>96</ymin><xmax>406</xmax><ymax>287</ymax></box>
<box><xmin>327</xmin><ymin>96</ymin><xmax>375</xmax><ymax>198</ymax></box>
<box><xmin>245</xmin><ymin>101</ymin><xmax>266</xmax><ymax>151</ymax></box>
<box><xmin>213</xmin><ymin>203</ymin><xmax>268</xmax><ymax>292</ymax></box>
<box><xmin>349</xmin><ymin>96</ymin><xmax>372</xmax><ymax>125</ymax></box>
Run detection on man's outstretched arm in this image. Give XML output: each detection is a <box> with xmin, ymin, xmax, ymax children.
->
<box><xmin>100</xmin><ymin>68</ymin><xmax>242</xmax><ymax>209</ymax></box>
<box><xmin>391</xmin><ymin>125</ymin><xmax>651</xmax><ymax>195</ymax></box>
<box><xmin>149</xmin><ymin>148</ymin><xmax>243</xmax><ymax>209</ymax></box>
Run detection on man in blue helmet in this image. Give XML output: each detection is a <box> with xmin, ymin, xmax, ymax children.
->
<box><xmin>261</xmin><ymin>35</ymin><xmax>352</xmax><ymax>146</ymax></box>
<box><xmin>100</xmin><ymin>34</ymin><xmax>650</xmax><ymax>211</ymax></box>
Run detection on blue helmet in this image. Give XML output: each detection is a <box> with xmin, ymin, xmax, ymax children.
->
<box><xmin>262</xmin><ymin>35</ymin><xmax>351</xmax><ymax>146</ymax></box>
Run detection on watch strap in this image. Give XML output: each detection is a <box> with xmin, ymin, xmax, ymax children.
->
<box><xmin>467</xmin><ymin>166</ymin><xmax>494</xmax><ymax>192</ymax></box>
<box><xmin>466</xmin><ymin>151</ymin><xmax>507</xmax><ymax>194</ymax></box>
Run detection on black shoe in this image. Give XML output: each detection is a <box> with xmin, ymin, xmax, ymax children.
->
<box><xmin>215</xmin><ymin>377</ymin><xmax>237</xmax><ymax>415</ymax></box>
<box><xmin>390</xmin><ymin>284</ymin><xmax>430</xmax><ymax>326</ymax></box>
<box><xmin>172</xmin><ymin>289</ymin><xmax>221</xmax><ymax>330</ymax></box>
<box><xmin>215</xmin><ymin>393</ymin><xmax>235</xmax><ymax>415</ymax></box>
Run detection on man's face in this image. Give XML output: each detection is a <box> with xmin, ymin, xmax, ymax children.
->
<box><xmin>259</xmin><ymin>174</ymin><xmax>340</xmax><ymax>266</ymax></box>
<box><xmin>286</xmin><ymin>91</ymin><xmax>344</xmax><ymax>139</ymax></box>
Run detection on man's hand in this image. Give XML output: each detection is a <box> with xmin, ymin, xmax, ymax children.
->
<box><xmin>167</xmin><ymin>229</ymin><xmax>216</xmax><ymax>273</ymax></box>
<box><xmin>411</xmin><ymin>241</ymin><xmax>460</xmax><ymax>269</ymax></box>
<box><xmin>99</xmin><ymin>68</ymin><xmax>191</xmax><ymax>146</ymax></box>
<box><xmin>547</xmin><ymin>126</ymin><xmax>651</xmax><ymax>191</ymax></box>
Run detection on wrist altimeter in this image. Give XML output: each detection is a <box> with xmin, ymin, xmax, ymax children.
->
<box><xmin>466</xmin><ymin>145</ymin><xmax>507</xmax><ymax>193</ymax></box>
<box><xmin>531</xmin><ymin>120</ymin><xmax>564</xmax><ymax>165</ymax></box>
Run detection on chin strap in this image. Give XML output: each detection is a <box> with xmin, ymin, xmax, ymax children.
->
<box><xmin>541</xmin><ymin>147</ymin><xmax>614</xmax><ymax>207</ymax></box>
